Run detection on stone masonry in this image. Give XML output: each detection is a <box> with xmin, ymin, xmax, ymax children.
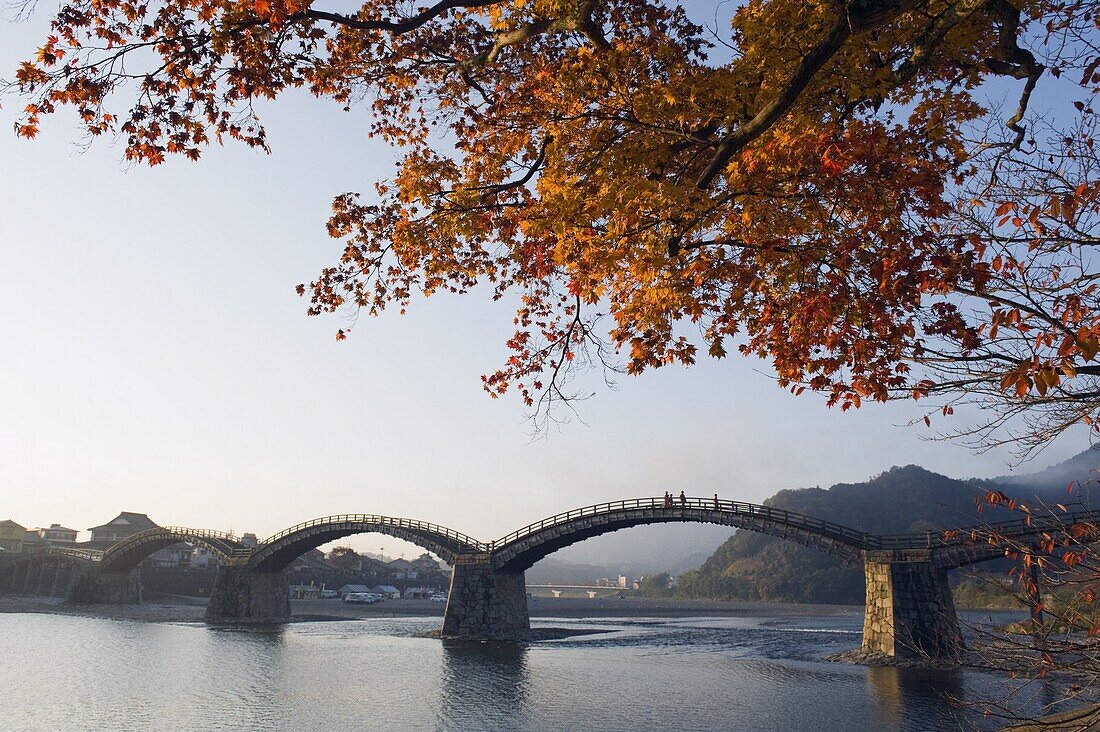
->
<box><xmin>441</xmin><ymin>556</ymin><xmax>529</xmax><ymax>641</ymax></box>
<box><xmin>205</xmin><ymin>566</ymin><xmax>291</xmax><ymax>623</ymax></box>
<box><xmin>862</xmin><ymin>550</ymin><xmax>963</xmax><ymax>660</ymax></box>
<box><xmin>67</xmin><ymin>568</ymin><xmax>142</xmax><ymax>605</ymax></box>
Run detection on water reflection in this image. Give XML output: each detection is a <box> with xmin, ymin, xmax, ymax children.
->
<box><xmin>204</xmin><ymin>625</ymin><xmax>287</xmax><ymax>730</ymax></box>
<box><xmin>437</xmin><ymin>641</ymin><xmax>530</xmax><ymax>731</ymax></box>
<box><xmin>1</xmin><ymin>613</ymin><xmax>1073</xmax><ymax>732</ymax></box>
<box><xmin>867</xmin><ymin>666</ymin><xmax>967</xmax><ymax>730</ymax></box>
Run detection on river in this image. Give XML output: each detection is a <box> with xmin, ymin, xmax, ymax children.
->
<box><xmin>0</xmin><ymin>610</ymin><xmax>1068</xmax><ymax>731</ymax></box>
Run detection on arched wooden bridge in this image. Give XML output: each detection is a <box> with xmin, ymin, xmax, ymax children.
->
<box><xmin>484</xmin><ymin>496</ymin><xmax>1099</xmax><ymax>571</ymax></box>
<box><xmin>0</xmin><ymin>547</ymin><xmax>99</xmax><ymax>598</ymax></box>
<box><xmin>248</xmin><ymin>516</ymin><xmax>486</xmax><ymax>572</ymax></box>
<box><xmin>2</xmin><ymin>496</ymin><xmax>1096</xmax><ymax>660</ymax></box>
<box><xmin>99</xmin><ymin>527</ymin><xmax>248</xmax><ymax>573</ymax></box>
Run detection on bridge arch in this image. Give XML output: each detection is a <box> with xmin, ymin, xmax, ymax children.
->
<box><xmin>0</xmin><ymin>549</ymin><xmax>99</xmax><ymax>596</ymax></box>
<box><xmin>99</xmin><ymin>527</ymin><xmax>246</xmax><ymax>573</ymax></box>
<box><xmin>248</xmin><ymin>515</ymin><xmax>488</xmax><ymax>572</ymax></box>
<box><xmin>488</xmin><ymin>497</ymin><xmax>872</xmax><ymax>572</ymax></box>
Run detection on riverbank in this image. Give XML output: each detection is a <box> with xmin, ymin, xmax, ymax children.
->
<box><xmin>0</xmin><ymin>594</ymin><xmax>863</xmax><ymax>624</ymax></box>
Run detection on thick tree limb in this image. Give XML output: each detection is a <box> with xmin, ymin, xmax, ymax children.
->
<box><xmin>894</xmin><ymin>0</ymin><xmax>988</xmax><ymax>82</ymax></box>
<box><xmin>695</xmin><ymin>13</ymin><xmax>853</xmax><ymax>190</ymax></box>
<box><xmin>458</xmin><ymin>0</ymin><xmax>609</xmax><ymax>71</ymax></box>
<box><xmin>696</xmin><ymin>0</ymin><xmax>924</xmax><ymax>190</ymax></box>
<box><xmin>302</xmin><ymin>0</ymin><xmax>504</xmax><ymax>36</ymax></box>
<box><xmin>985</xmin><ymin>0</ymin><xmax>1044</xmax><ymax>148</ymax></box>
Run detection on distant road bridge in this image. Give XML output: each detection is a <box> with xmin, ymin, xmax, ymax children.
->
<box><xmin>2</xmin><ymin>496</ymin><xmax>1096</xmax><ymax>660</ymax></box>
<box><xmin>527</xmin><ymin>584</ymin><xmax>629</xmax><ymax>598</ymax></box>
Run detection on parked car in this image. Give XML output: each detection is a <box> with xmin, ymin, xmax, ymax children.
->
<box><xmin>343</xmin><ymin>592</ymin><xmax>379</xmax><ymax>604</ymax></box>
<box><xmin>320</xmin><ymin>589</ymin><xmax>339</xmax><ymax>599</ymax></box>
<box><xmin>430</xmin><ymin>594</ymin><xmax>448</xmax><ymax>603</ymax></box>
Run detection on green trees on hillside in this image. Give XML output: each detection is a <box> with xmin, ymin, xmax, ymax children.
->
<box><xmin>677</xmin><ymin>460</ymin><xmax>1085</xmax><ymax>605</ymax></box>
<box><xmin>636</xmin><ymin>573</ymin><xmax>675</xmax><ymax>598</ymax></box>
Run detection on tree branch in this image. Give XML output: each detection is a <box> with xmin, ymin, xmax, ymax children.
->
<box><xmin>696</xmin><ymin>0</ymin><xmax>925</xmax><ymax>190</ymax></box>
<box><xmin>302</xmin><ymin>0</ymin><xmax>505</xmax><ymax>36</ymax></box>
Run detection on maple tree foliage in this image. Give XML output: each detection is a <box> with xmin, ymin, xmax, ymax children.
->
<box><xmin>963</xmin><ymin>484</ymin><xmax>1100</xmax><ymax>722</ymax></box>
<box><xmin>912</xmin><ymin>117</ymin><xmax>1100</xmax><ymax>458</ymax></box>
<box><xmin>7</xmin><ymin>0</ymin><xmax>1100</xmax><ymax>445</ymax></box>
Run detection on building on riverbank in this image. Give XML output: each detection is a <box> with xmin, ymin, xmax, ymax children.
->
<box><xmin>87</xmin><ymin>512</ymin><xmax>159</xmax><ymax>547</ymax></box>
<box><xmin>87</xmin><ymin>511</ymin><xmax>192</xmax><ymax>569</ymax></box>
<box><xmin>290</xmin><ymin>585</ymin><xmax>321</xmax><ymax>599</ymax></box>
<box><xmin>29</xmin><ymin>524</ymin><xmax>78</xmax><ymax>545</ymax></box>
<box><xmin>386</xmin><ymin>558</ymin><xmax>419</xmax><ymax>579</ymax></box>
<box><xmin>372</xmin><ymin>585</ymin><xmax>401</xmax><ymax>599</ymax></box>
<box><xmin>0</xmin><ymin>520</ymin><xmax>26</xmax><ymax>552</ymax></box>
<box><xmin>337</xmin><ymin>584</ymin><xmax>372</xmax><ymax>599</ymax></box>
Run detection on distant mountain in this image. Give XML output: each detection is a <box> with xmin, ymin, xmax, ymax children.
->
<box><xmin>678</xmin><ymin>450</ymin><xmax>1098</xmax><ymax>605</ymax></box>
<box><xmin>547</xmin><ymin>521</ymin><xmax>732</xmax><ymax>578</ymax></box>
<box><xmin>524</xmin><ymin>547</ymin><xmax>721</xmax><ymax>586</ymax></box>
<box><xmin>993</xmin><ymin>447</ymin><xmax>1100</xmax><ymax>495</ymax></box>
<box><xmin>667</xmin><ymin>549</ymin><xmax>716</xmax><ymax>575</ymax></box>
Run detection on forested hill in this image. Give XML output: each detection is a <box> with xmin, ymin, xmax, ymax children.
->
<box><xmin>677</xmin><ymin>450</ymin><xmax>1100</xmax><ymax>605</ymax></box>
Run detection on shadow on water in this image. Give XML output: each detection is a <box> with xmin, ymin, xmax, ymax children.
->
<box><xmin>201</xmin><ymin>624</ymin><xmax>289</xmax><ymax>729</ymax></box>
<box><xmin>437</xmin><ymin>641</ymin><xmax>530</xmax><ymax>732</ymax></box>
<box><xmin>206</xmin><ymin>622</ymin><xmax>289</xmax><ymax>640</ymax></box>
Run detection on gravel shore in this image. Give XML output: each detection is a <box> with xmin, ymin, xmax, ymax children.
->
<box><xmin>0</xmin><ymin>594</ymin><xmax>862</xmax><ymax>624</ymax></box>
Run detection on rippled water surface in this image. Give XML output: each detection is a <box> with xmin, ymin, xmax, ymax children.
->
<box><xmin>0</xmin><ymin>611</ymin><xmax>1062</xmax><ymax>731</ymax></box>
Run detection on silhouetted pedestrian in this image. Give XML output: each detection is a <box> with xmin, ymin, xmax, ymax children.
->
<box><xmin>679</xmin><ymin>490</ymin><xmax>686</xmax><ymax>507</ymax></box>
<box><xmin>713</xmin><ymin>493</ymin><xmax>719</xmax><ymax>511</ymax></box>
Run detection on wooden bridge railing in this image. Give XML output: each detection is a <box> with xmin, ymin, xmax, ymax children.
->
<box><xmin>871</xmin><ymin>509</ymin><xmax>1100</xmax><ymax>550</ymax></box>
<box><xmin>55</xmin><ymin>503</ymin><xmax>1100</xmax><ymax>569</ymax></box>
<box><xmin>258</xmin><ymin>515</ymin><xmax>489</xmax><ymax>553</ymax></box>
<box><xmin>17</xmin><ymin>545</ymin><xmax>103</xmax><ymax>562</ymax></box>
<box><xmin>489</xmin><ymin>498</ymin><xmax>1100</xmax><ymax>555</ymax></box>
<box><xmin>100</xmin><ymin>527</ymin><xmax>245</xmax><ymax>567</ymax></box>
<box><xmin>489</xmin><ymin>497</ymin><xmax>874</xmax><ymax>551</ymax></box>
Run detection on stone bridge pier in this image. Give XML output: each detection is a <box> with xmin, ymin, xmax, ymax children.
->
<box><xmin>861</xmin><ymin>550</ymin><xmax>963</xmax><ymax>660</ymax></box>
<box><xmin>205</xmin><ymin>566</ymin><xmax>291</xmax><ymax>623</ymax></box>
<box><xmin>67</xmin><ymin>568</ymin><xmax>142</xmax><ymax>605</ymax></box>
<box><xmin>441</xmin><ymin>556</ymin><xmax>529</xmax><ymax>641</ymax></box>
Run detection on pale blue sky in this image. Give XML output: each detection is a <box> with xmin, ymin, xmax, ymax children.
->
<box><xmin>0</xmin><ymin>7</ymin><xmax>1087</xmax><ymax>557</ymax></box>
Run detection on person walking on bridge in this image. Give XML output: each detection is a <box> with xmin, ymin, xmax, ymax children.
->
<box><xmin>713</xmin><ymin>494</ymin><xmax>719</xmax><ymax>511</ymax></box>
<box><xmin>679</xmin><ymin>490</ymin><xmax>687</xmax><ymax>507</ymax></box>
